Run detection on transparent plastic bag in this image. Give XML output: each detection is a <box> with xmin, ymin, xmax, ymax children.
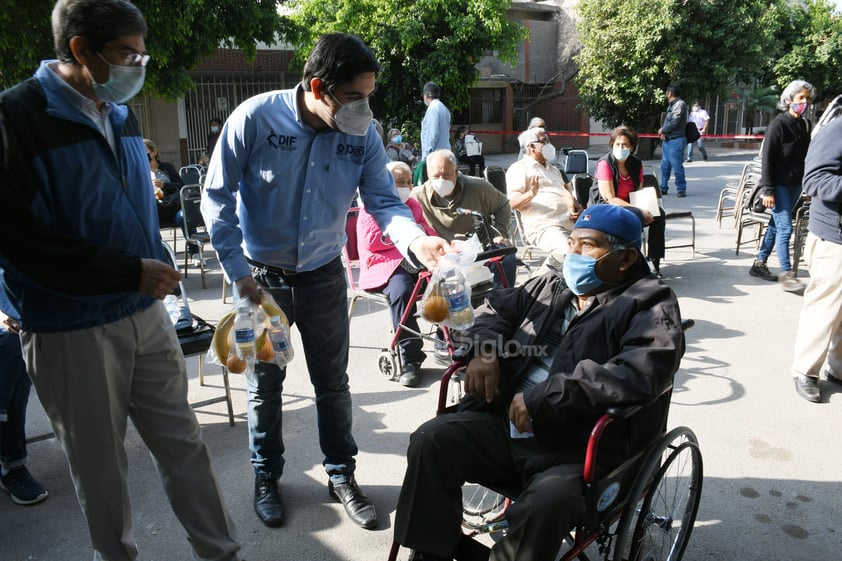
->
<box><xmin>419</xmin><ymin>235</ymin><xmax>481</xmax><ymax>329</ymax></box>
<box><xmin>206</xmin><ymin>290</ymin><xmax>293</xmax><ymax>378</ymax></box>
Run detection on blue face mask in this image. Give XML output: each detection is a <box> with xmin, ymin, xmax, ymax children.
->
<box><xmin>392</xmin><ymin>134</ymin><xmax>403</xmax><ymax>144</ymax></box>
<box><xmin>562</xmin><ymin>251</ymin><xmax>617</xmax><ymax>296</ymax></box>
<box><xmin>613</xmin><ymin>147</ymin><xmax>631</xmax><ymax>161</ymax></box>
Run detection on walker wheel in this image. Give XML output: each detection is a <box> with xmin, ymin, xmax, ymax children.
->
<box><xmin>378</xmin><ymin>351</ymin><xmax>399</xmax><ymax>381</ymax></box>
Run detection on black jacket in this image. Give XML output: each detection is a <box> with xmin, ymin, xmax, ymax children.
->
<box><xmin>463</xmin><ymin>262</ymin><xmax>684</xmax><ymax>474</ymax></box>
<box><xmin>759</xmin><ymin>111</ymin><xmax>811</xmax><ymax>195</ymax></box>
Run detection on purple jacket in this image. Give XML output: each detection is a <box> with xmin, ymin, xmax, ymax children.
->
<box><xmin>357</xmin><ymin>199</ymin><xmax>436</xmax><ymax>290</ymax></box>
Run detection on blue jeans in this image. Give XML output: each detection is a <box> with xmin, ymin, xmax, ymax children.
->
<box><xmin>248</xmin><ymin>257</ymin><xmax>357</xmax><ymax>483</ymax></box>
<box><xmin>687</xmin><ymin>137</ymin><xmax>707</xmax><ymax>160</ymax></box>
<box><xmin>660</xmin><ymin>137</ymin><xmax>688</xmax><ymax>194</ymax></box>
<box><xmin>0</xmin><ymin>328</ymin><xmax>31</xmax><ymax>470</ymax></box>
<box><xmin>757</xmin><ymin>184</ymin><xmax>802</xmax><ymax>272</ymax></box>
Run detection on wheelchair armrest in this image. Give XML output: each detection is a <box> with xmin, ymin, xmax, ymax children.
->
<box><xmin>475</xmin><ymin>246</ymin><xmax>517</xmax><ymax>262</ymax></box>
<box><xmin>583</xmin><ymin>385</ymin><xmax>674</xmax><ymax>484</ymax></box>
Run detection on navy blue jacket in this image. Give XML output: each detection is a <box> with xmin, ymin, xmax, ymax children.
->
<box><xmin>0</xmin><ymin>61</ymin><xmax>164</xmax><ymax>332</ymax></box>
<box><xmin>803</xmin><ymin>116</ymin><xmax>842</xmax><ymax>245</ymax></box>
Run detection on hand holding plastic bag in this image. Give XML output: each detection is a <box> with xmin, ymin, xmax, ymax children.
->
<box><xmin>420</xmin><ymin>235</ymin><xmax>481</xmax><ymax>329</ymax></box>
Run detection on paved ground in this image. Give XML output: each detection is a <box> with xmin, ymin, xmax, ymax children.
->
<box><xmin>2</xmin><ymin>143</ymin><xmax>841</xmax><ymax>561</ymax></box>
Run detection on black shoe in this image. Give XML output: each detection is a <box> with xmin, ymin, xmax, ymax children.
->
<box><xmin>794</xmin><ymin>375</ymin><xmax>820</xmax><ymax>402</ymax></box>
<box><xmin>0</xmin><ymin>466</ymin><xmax>48</xmax><ymax>505</ymax></box>
<box><xmin>254</xmin><ymin>475</ymin><xmax>284</xmax><ymax>527</ymax></box>
<box><xmin>826</xmin><ymin>372</ymin><xmax>842</xmax><ymax>385</ymax></box>
<box><xmin>399</xmin><ymin>362</ymin><xmax>420</xmax><ymax>387</ymax></box>
<box><xmin>677</xmin><ymin>191</ymin><xmax>687</xmax><ymax>198</ymax></box>
<box><xmin>749</xmin><ymin>261</ymin><xmax>778</xmax><ymax>282</ymax></box>
<box><xmin>329</xmin><ymin>477</ymin><xmax>377</xmax><ymax>529</ymax></box>
<box><xmin>660</xmin><ymin>189</ymin><xmax>668</xmax><ymax>196</ymax></box>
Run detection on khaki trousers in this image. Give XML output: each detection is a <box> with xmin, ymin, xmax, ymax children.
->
<box><xmin>791</xmin><ymin>233</ymin><xmax>842</xmax><ymax>379</ymax></box>
<box><xmin>21</xmin><ymin>302</ymin><xmax>240</xmax><ymax>561</ymax></box>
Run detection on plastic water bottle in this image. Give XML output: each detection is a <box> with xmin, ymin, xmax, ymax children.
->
<box><xmin>233</xmin><ymin>301</ymin><xmax>256</xmax><ymax>364</ymax></box>
<box><xmin>163</xmin><ymin>294</ymin><xmax>179</xmax><ymax>325</ymax></box>
<box><xmin>268</xmin><ymin>315</ymin><xmax>294</xmax><ymax>367</ymax></box>
<box><xmin>441</xmin><ymin>268</ymin><xmax>474</xmax><ymax>329</ymax></box>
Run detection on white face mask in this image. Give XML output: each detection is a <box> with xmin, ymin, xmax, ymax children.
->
<box><xmin>397</xmin><ymin>187</ymin><xmax>412</xmax><ymax>203</ymax></box>
<box><xmin>92</xmin><ymin>53</ymin><xmax>146</xmax><ymax>104</ymax></box>
<box><xmin>431</xmin><ymin>178</ymin><xmax>455</xmax><ymax>198</ymax></box>
<box><xmin>328</xmin><ymin>93</ymin><xmax>373</xmax><ymax>136</ymax></box>
<box><xmin>541</xmin><ymin>143</ymin><xmax>557</xmax><ymax>162</ymax></box>
<box><xmin>613</xmin><ymin>147</ymin><xmax>631</xmax><ymax>161</ymax></box>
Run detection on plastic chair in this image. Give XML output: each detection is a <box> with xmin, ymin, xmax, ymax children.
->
<box><xmin>179</xmin><ymin>184</ymin><xmax>210</xmax><ymax>288</ymax></box>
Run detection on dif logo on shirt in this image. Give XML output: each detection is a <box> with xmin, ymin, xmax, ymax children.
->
<box><xmin>266</xmin><ymin>130</ymin><xmax>296</xmax><ymax>151</ymax></box>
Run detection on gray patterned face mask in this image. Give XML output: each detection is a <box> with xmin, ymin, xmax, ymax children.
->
<box><xmin>329</xmin><ymin>93</ymin><xmax>373</xmax><ymax>136</ymax></box>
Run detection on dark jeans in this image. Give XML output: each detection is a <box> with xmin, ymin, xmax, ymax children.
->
<box><xmin>248</xmin><ymin>257</ymin><xmax>358</xmax><ymax>483</ymax></box>
<box><xmin>0</xmin><ymin>328</ymin><xmax>31</xmax><ymax>469</ymax></box>
<box><xmin>458</xmin><ymin>154</ymin><xmax>486</xmax><ymax>177</ymax></box>
<box><xmin>395</xmin><ymin>412</ymin><xmax>586</xmax><ymax>561</ymax></box>
<box><xmin>381</xmin><ymin>268</ymin><xmax>426</xmax><ymax>365</ymax></box>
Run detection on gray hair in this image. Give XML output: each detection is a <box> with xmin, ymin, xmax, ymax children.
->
<box><xmin>528</xmin><ymin>117</ymin><xmax>546</xmax><ymax>129</ymax></box>
<box><xmin>427</xmin><ymin>149</ymin><xmax>458</xmax><ymax>170</ymax></box>
<box><xmin>779</xmin><ymin>79</ymin><xmax>816</xmax><ymax>110</ymax></box>
<box><xmin>386</xmin><ymin>160</ymin><xmax>412</xmax><ymax>175</ymax></box>
<box><xmin>518</xmin><ymin>127</ymin><xmax>544</xmax><ymax>154</ymax></box>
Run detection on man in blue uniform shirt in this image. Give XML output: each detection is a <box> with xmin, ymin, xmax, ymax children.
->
<box><xmin>201</xmin><ymin>32</ymin><xmax>449</xmax><ymax>530</ymax></box>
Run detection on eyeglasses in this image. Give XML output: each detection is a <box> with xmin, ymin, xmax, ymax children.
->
<box><xmin>101</xmin><ymin>45</ymin><xmax>150</xmax><ymax>67</ymax></box>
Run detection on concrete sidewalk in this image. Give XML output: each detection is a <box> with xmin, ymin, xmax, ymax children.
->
<box><xmin>2</xmin><ymin>144</ymin><xmax>841</xmax><ymax>561</ymax></box>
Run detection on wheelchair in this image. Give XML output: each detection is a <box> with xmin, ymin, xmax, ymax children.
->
<box><xmin>374</xmin><ymin>243</ymin><xmax>517</xmax><ymax>382</ymax></box>
<box><xmin>388</xmin><ymin>321</ymin><xmax>703</xmax><ymax>561</ymax></box>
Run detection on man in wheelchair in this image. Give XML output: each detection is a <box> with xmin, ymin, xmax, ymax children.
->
<box><xmin>394</xmin><ymin>205</ymin><xmax>685</xmax><ymax>561</ymax></box>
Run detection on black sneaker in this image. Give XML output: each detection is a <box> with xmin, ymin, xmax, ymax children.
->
<box><xmin>399</xmin><ymin>362</ymin><xmax>420</xmax><ymax>387</ymax></box>
<box><xmin>0</xmin><ymin>466</ymin><xmax>48</xmax><ymax>505</ymax></box>
<box><xmin>749</xmin><ymin>260</ymin><xmax>778</xmax><ymax>282</ymax></box>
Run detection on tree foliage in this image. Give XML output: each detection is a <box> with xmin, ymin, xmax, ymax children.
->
<box><xmin>286</xmin><ymin>0</ymin><xmax>526</xmax><ymax>141</ymax></box>
<box><xmin>574</xmin><ymin>0</ymin><xmax>774</xmax><ymax>137</ymax></box>
<box><xmin>764</xmin><ymin>0</ymin><xmax>842</xmax><ymax>102</ymax></box>
<box><xmin>0</xmin><ymin>0</ymin><xmax>288</xmax><ymax>99</ymax></box>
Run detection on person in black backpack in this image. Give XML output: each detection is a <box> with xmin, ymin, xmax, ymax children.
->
<box><xmin>657</xmin><ymin>83</ymin><xmax>689</xmax><ymax>197</ymax></box>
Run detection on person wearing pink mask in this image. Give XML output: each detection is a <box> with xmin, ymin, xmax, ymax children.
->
<box><xmin>356</xmin><ymin>161</ymin><xmax>437</xmax><ymax>386</ymax></box>
<box><xmin>749</xmin><ymin>79</ymin><xmax>815</xmax><ymax>293</ymax></box>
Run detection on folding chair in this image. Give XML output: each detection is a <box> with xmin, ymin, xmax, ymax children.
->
<box><xmin>342</xmin><ymin>208</ymin><xmax>391</xmax><ymax>319</ymax></box>
<box><xmin>179</xmin><ymin>184</ymin><xmax>211</xmax><ymax>288</ymax></box>
<box><xmin>161</xmin><ymin>241</ymin><xmax>234</xmax><ymax>426</ymax></box>
<box><xmin>512</xmin><ymin>209</ymin><xmax>542</xmax><ymax>267</ymax></box>
<box><xmin>179</xmin><ymin>165</ymin><xmax>203</xmax><ymax>186</ymax></box>
<box><xmin>483</xmin><ymin>166</ymin><xmax>507</xmax><ymax>196</ymax></box>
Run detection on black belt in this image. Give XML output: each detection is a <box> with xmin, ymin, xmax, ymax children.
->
<box><xmin>247</xmin><ymin>258</ymin><xmax>300</xmax><ymax>276</ymax></box>
<box><xmin>666</xmin><ymin>134</ymin><xmax>684</xmax><ymax>140</ymax></box>
<box><xmin>247</xmin><ymin>256</ymin><xmax>340</xmax><ymax>277</ymax></box>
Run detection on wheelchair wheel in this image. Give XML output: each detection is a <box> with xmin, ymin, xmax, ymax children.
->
<box><xmin>378</xmin><ymin>350</ymin><xmax>399</xmax><ymax>381</ymax></box>
<box><xmin>462</xmin><ymin>483</ymin><xmax>508</xmax><ymax>530</ymax></box>
<box><xmin>612</xmin><ymin>427</ymin><xmax>703</xmax><ymax>561</ymax></box>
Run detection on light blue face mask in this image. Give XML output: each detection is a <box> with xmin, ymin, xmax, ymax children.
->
<box><xmin>613</xmin><ymin>147</ymin><xmax>631</xmax><ymax>161</ymax></box>
<box><xmin>392</xmin><ymin>134</ymin><xmax>403</xmax><ymax>144</ymax></box>
<box><xmin>92</xmin><ymin>52</ymin><xmax>146</xmax><ymax>104</ymax></box>
<box><xmin>562</xmin><ymin>251</ymin><xmax>617</xmax><ymax>296</ymax></box>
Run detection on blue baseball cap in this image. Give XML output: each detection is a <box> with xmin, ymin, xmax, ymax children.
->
<box><xmin>574</xmin><ymin>205</ymin><xmax>643</xmax><ymax>249</ymax></box>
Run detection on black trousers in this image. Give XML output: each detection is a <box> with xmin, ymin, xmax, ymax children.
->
<box><xmin>395</xmin><ymin>411</ymin><xmax>586</xmax><ymax>561</ymax></box>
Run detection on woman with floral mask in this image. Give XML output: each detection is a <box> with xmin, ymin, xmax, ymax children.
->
<box><xmin>356</xmin><ymin>161</ymin><xmax>437</xmax><ymax>387</ymax></box>
<box><xmin>594</xmin><ymin>126</ymin><xmax>666</xmax><ymax>276</ymax></box>
<box><xmin>749</xmin><ymin>79</ymin><xmax>815</xmax><ymax>293</ymax></box>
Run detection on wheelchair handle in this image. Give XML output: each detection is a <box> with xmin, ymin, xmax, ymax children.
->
<box><xmin>475</xmin><ymin>245</ymin><xmax>517</xmax><ymax>262</ymax></box>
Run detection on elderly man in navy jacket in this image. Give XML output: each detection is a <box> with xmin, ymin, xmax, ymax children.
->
<box><xmin>394</xmin><ymin>205</ymin><xmax>685</xmax><ymax>561</ymax></box>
